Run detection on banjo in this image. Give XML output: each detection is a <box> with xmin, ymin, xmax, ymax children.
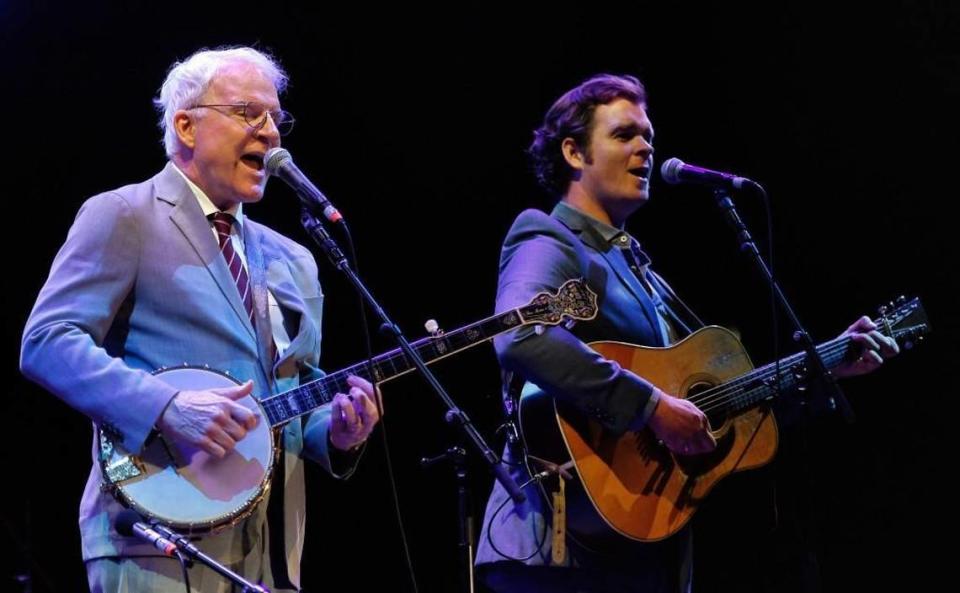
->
<box><xmin>97</xmin><ymin>279</ymin><xmax>598</xmax><ymax>533</ymax></box>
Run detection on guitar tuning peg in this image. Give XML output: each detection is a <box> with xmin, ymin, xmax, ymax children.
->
<box><xmin>877</xmin><ymin>304</ymin><xmax>889</xmax><ymax>316</ymax></box>
<box><xmin>896</xmin><ymin>295</ymin><xmax>907</xmax><ymax>305</ymax></box>
<box><xmin>424</xmin><ymin>319</ymin><xmax>444</xmax><ymax>337</ymax></box>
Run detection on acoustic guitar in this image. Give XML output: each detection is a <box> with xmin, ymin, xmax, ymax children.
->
<box><xmin>517</xmin><ymin>296</ymin><xmax>929</xmax><ymax>546</ymax></box>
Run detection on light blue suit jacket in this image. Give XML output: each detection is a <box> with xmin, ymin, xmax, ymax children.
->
<box><xmin>21</xmin><ymin>163</ymin><xmax>348</xmax><ymax>587</ymax></box>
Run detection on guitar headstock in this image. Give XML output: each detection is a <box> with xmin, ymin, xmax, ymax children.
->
<box><xmin>517</xmin><ymin>279</ymin><xmax>599</xmax><ymax>326</ymax></box>
<box><xmin>878</xmin><ymin>296</ymin><xmax>930</xmax><ymax>350</ymax></box>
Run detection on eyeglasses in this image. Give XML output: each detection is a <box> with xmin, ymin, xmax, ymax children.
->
<box><xmin>190</xmin><ymin>102</ymin><xmax>295</xmax><ymax>136</ymax></box>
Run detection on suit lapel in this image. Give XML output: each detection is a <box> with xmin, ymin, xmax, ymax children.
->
<box><xmin>597</xmin><ymin>247</ymin><xmax>664</xmax><ymax>346</ymax></box>
<box><xmin>552</xmin><ymin>203</ymin><xmax>665</xmax><ymax>347</ymax></box>
<box><xmin>156</xmin><ymin>164</ymin><xmax>257</xmax><ymax>341</ymax></box>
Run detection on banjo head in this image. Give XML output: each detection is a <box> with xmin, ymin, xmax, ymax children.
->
<box><xmin>98</xmin><ymin>366</ymin><xmax>276</xmax><ymax>533</ymax></box>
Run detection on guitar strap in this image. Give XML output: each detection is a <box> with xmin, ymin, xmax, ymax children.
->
<box><xmin>646</xmin><ymin>269</ymin><xmax>705</xmax><ymax>334</ymax></box>
<box><xmin>502</xmin><ymin>369</ymin><xmax>569</xmax><ymax>566</ymax></box>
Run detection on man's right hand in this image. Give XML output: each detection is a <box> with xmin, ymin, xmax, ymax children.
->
<box><xmin>647</xmin><ymin>389</ymin><xmax>716</xmax><ymax>456</ymax></box>
<box><xmin>156</xmin><ymin>380</ymin><xmax>259</xmax><ymax>458</ymax></box>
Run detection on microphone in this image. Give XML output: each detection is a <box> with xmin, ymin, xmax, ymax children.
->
<box><xmin>116</xmin><ymin>512</ymin><xmax>270</xmax><ymax>592</ymax></box>
<box><xmin>265</xmin><ymin>147</ymin><xmax>344</xmax><ymax>223</ymax></box>
<box><xmin>115</xmin><ymin>510</ymin><xmax>177</xmax><ymax>557</ymax></box>
<box><xmin>660</xmin><ymin>158</ymin><xmax>761</xmax><ymax>191</ymax></box>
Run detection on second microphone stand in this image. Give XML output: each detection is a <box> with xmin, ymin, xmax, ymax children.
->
<box><xmin>421</xmin><ymin>445</ymin><xmax>476</xmax><ymax>593</ymax></box>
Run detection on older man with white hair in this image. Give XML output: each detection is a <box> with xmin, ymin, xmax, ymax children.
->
<box><xmin>21</xmin><ymin>46</ymin><xmax>380</xmax><ymax>592</ymax></box>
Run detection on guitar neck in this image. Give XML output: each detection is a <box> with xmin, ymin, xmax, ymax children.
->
<box><xmin>260</xmin><ymin>306</ymin><xmax>528</xmax><ymax>427</ymax></box>
<box><xmin>688</xmin><ymin>323</ymin><xmax>919</xmax><ymax>417</ymax></box>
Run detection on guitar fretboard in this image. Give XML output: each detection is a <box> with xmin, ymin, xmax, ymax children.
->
<box><xmin>687</xmin><ymin>324</ymin><xmax>924</xmax><ymax>419</ymax></box>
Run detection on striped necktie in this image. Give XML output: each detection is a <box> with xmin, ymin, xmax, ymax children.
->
<box><xmin>212</xmin><ymin>212</ymin><xmax>293</xmax><ymax>586</ymax></box>
<box><xmin>209</xmin><ymin>212</ymin><xmax>256</xmax><ymax>327</ymax></box>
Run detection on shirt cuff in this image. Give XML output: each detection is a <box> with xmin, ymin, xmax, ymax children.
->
<box><xmin>628</xmin><ymin>387</ymin><xmax>662</xmax><ymax>432</ymax></box>
<box><xmin>327</xmin><ymin>435</ymin><xmax>365</xmax><ymax>475</ymax></box>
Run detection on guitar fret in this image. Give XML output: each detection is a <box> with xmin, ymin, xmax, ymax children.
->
<box><xmin>275</xmin><ymin>399</ymin><xmax>287</xmax><ymax>422</ymax></box>
<box><xmin>329</xmin><ymin>373</ymin><xmax>350</xmax><ymax>398</ymax></box>
<box><xmin>286</xmin><ymin>393</ymin><xmax>301</xmax><ymax>416</ymax></box>
<box><xmin>373</xmin><ymin>360</ymin><xmax>391</xmax><ymax>382</ymax></box>
<box><xmin>376</xmin><ymin>355</ymin><xmax>393</xmax><ymax>377</ymax></box>
<box><xmin>276</xmin><ymin>397</ymin><xmax>290</xmax><ymax>420</ymax></box>
<box><xmin>314</xmin><ymin>379</ymin><xmax>332</xmax><ymax>404</ymax></box>
<box><xmin>386</xmin><ymin>353</ymin><xmax>407</xmax><ymax>376</ymax></box>
<box><xmin>263</xmin><ymin>399</ymin><xmax>282</xmax><ymax>426</ymax></box>
<box><xmin>298</xmin><ymin>387</ymin><xmax>318</xmax><ymax>411</ymax></box>
<box><xmin>477</xmin><ymin>316</ymin><xmax>508</xmax><ymax>337</ymax></box>
<box><xmin>694</xmin><ymin>341</ymin><xmax>831</xmax><ymax>416</ymax></box>
<box><xmin>351</xmin><ymin>363</ymin><xmax>375</xmax><ymax>384</ymax></box>
<box><xmin>419</xmin><ymin>338</ymin><xmax>443</xmax><ymax>360</ymax></box>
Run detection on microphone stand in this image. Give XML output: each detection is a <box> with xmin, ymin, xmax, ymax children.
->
<box><xmin>712</xmin><ymin>189</ymin><xmax>854</xmax><ymax>422</ymax></box>
<box><xmin>299</xmin><ymin>207</ymin><xmax>527</xmax><ymax>505</ymax></box>
<box><xmin>421</xmin><ymin>446</ymin><xmax>476</xmax><ymax>593</ymax></box>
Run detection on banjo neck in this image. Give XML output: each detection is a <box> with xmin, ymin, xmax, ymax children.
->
<box><xmin>259</xmin><ymin>278</ymin><xmax>600</xmax><ymax>427</ymax></box>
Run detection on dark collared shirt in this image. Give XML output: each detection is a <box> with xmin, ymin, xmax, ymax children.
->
<box><xmin>553</xmin><ymin>202</ymin><xmax>683</xmax><ymax>345</ymax></box>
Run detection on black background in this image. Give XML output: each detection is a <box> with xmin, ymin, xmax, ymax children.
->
<box><xmin>2</xmin><ymin>2</ymin><xmax>957</xmax><ymax>592</ymax></box>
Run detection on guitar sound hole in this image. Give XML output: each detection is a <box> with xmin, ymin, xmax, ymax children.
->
<box><xmin>686</xmin><ymin>381</ymin><xmax>727</xmax><ymax>431</ymax></box>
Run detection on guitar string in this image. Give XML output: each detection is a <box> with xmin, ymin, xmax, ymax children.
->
<box><xmin>671</xmin><ymin>315</ymin><xmax>917</xmax><ymax>414</ymax></box>
<box><xmin>694</xmin><ymin>323</ymin><xmax>920</xmax><ymax>414</ymax></box>
<box><xmin>688</xmin><ymin>325</ymin><xmax>913</xmax><ymax>416</ymax></box>
<box><xmin>687</xmin><ymin>337</ymin><xmax>849</xmax><ymax>413</ymax></box>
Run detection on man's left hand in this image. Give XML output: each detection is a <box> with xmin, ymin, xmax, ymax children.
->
<box><xmin>834</xmin><ymin>316</ymin><xmax>900</xmax><ymax>378</ymax></box>
<box><xmin>330</xmin><ymin>375</ymin><xmax>382</xmax><ymax>451</ymax></box>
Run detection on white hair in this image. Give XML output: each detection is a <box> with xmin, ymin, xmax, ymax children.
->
<box><xmin>153</xmin><ymin>46</ymin><xmax>289</xmax><ymax>157</ymax></box>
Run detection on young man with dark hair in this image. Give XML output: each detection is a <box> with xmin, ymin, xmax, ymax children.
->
<box><xmin>474</xmin><ymin>74</ymin><xmax>897</xmax><ymax>592</ymax></box>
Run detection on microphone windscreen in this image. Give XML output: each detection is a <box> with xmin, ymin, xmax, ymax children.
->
<box><xmin>115</xmin><ymin>509</ymin><xmax>142</xmax><ymax>537</ymax></box>
<box><xmin>660</xmin><ymin>158</ymin><xmax>685</xmax><ymax>185</ymax></box>
<box><xmin>264</xmin><ymin>147</ymin><xmax>292</xmax><ymax>176</ymax></box>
